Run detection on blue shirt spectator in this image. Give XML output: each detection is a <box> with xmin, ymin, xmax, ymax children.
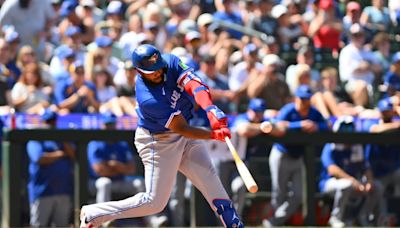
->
<box><xmin>273</xmin><ymin>85</ymin><xmax>328</xmax><ymax>158</ymax></box>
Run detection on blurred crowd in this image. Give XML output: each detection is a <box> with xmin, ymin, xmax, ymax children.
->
<box><xmin>1</xmin><ymin>0</ymin><xmax>400</xmax><ymax>227</ymax></box>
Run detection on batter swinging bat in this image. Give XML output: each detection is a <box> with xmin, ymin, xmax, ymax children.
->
<box><xmin>225</xmin><ymin>136</ymin><xmax>258</xmax><ymax>193</ymax></box>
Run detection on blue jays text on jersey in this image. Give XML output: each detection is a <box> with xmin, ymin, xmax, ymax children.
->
<box><xmin>135</xmin><ymin>54</ymin><xmax>203</xmax><ymax>133</ymax></box>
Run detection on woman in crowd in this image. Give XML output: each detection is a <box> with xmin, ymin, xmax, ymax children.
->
<box><xmin>11</xmin><ymin>62</ymin><xmax>51</xmax><ymax>114</ymax></box>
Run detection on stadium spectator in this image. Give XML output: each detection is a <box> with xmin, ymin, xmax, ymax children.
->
<box><xmin>388</xmin><ymin>0</ymin><xmax>400</xmax><ymax>26</ymax></box>
<box><xmin>213</xmin><ymin>0</ymin><xmax>244</xmax><ymax>39</ymax></box>
<box><xmin>320</xmin><ymin>67</ymin><xmax>360</xmax><ymax>117</ymax></box>
<box><xmin>384</xmin><ymin>52</ymin><xmax>400</xmax><ymax>97</ymax></box>
<box><xmin>26</xmin><ymin>109</ymin><xmax>75</xmax><ymax>227</ymax></box>
<box><xmin>196</xmin><ymin>54</ymin><xmax>235</xmax><ymax>113</ymax></box>
<box><xmin>3</xmin><ymin>26</ymin><xmax>21</xmax><ymax>79</ymax></box>
<box><xmin>307</xmin><ymin>0</ymin><xmax>342</xmax><ymax>55</ymax></box>
<box><xmin>338</xmin><ymin>23</ymin><xmax>381</xmax><ymax>107</ymax></box>
<box><xmin>229</xmin><ymin>43</ymin><xmax>263</xmax><ymax>96</ymax></box>
<box><xmin>342</xmin><ymin>1</ymin><xmax>362</xmax><ymax>44</ymax></box>
<box><xmin>0</xmin><ymin>0</ymin><xmax>56</xmax><ymax>61</ymax></box>
<box><xmin>92</xmin><ymin>66</ymin><xmax>128</xmax><ymax>117</ymax></box>
<box><xmin>364</xmin><ymin>98</ymin><xmax>400</xmax><ymax>222</ymax></box>
<box><xmin>16</xmin><ymin>45</ymin><xmax>53</xmax><ymax>87</ymax></box>
<box><xmin>247</xmin><ymin>54</ymin><xmax>291</xmax><ymax>113</ymax></box>
<box><xmin>360</xmin><ymin>0</ymin><xmax>392</xmax><ymax>41</ymax></box>
<box><xmin>320</xmin><ymin>116</ymin><xmax>383</xmax><ymax>227</ymax></box>
<box><xmin>11</xmin><ymin>62</ymin><xmax>51</xmax><ymax>114</ymax></box>
<box><xmin>54</xmin><ymin>60</ymin><xmax>99</xmax><ymax>114</ymax></box>
<box><xmin>113</xmin><ymin>60</ymin><xmax>137</xmax><ymax>116</ymax></box>
<box><xmin>271</xmin><ymin>4</ymin><xmax>303</xmax><ymax>51</ymax></box>
<box><xmin>0</xmin><ymin>37</ymin><xmax>13</xmax><ymax>113</ymax></box>
<box><xmin>372</xmin><ymin>32</ymin><xmax>392</xmax><ymax>77</ymax></box>
<box><xmin>57</xmin><ymin>1</ymin><xmax>94</xmax><ymax>45</ymax></box>
<box><xmin>49</xmin><ymin>45</ymin><xmax>76</xmax><ymax>83</ymax></box>
<box><xmin>286</xmin><ymin>46</ymin><xmax>320</xmax><ymax>93</ymax></box>
<box><xmin>249</xmin><ymin>0</ymin><xmax>278</xmax><ymax>38</ymax></box>
<box><xmin>263</xmin><ymin>85</ymin><xmax>328</xmax><ymax>227</ymax></box>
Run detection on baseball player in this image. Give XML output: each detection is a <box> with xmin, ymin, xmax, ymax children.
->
<box><xmin>80</xmin><ymin>44</ymin><xmax>243</xmax><ymax>228</ymax></box>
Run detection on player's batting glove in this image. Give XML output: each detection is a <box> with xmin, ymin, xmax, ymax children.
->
<box><xmin>206</xmin><ymin>105</ymin><xmax>228</xmax><ymax>130</ymax></box>
<box><xmin>211</xmin><ymin>127</ymin><xmax>231</xmax><ymax>142</ymax></box>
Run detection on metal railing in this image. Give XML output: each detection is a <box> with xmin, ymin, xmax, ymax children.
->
<box><xmin>2</xmin><ymin>129</ymin><xmax>400</xmax><ymax>227</ymax></box>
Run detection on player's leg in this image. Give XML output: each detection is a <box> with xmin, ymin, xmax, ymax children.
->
<box><xmin>323</xmin><ymin>177</ymin><xmax>354</xmax><ymax>227</ymax></box>
<box><xmin>80</xmin><ymin>129</ymin><xmax>185</xmax><ymax>227</ymax></box>
<box><xmin>52</xmin><ymin>195</ymin><xmax>72</xmax><ymax>226</ymax></box>
<box><xmin>267</xmin><ymin>146</ymin><xmax>300</xmax><ymax>226</ymax></box>
<box><xmin>95</xmin><ymin>177</ymin><xmax>112</xmax><ymax>202</ymax></box>
<box><xmin>179</xmin><ymin>140</ymin><xmax>243</xmax><ymax>228</ymax></box>
<box><xmin>30</xmin><ymin>196</ymin><xmax>54</xmax><ymax>227</ymax></box>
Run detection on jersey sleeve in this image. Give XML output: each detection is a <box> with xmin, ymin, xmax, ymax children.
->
<box><xmin>168</xmin><ymin>54</ymin><xmax>201</xmax><ymax>88</ymax></box>
<box><xmin>27</xmin><ymin>141</ymin><xmax>44</xmax><ymax>163</ymax></box>
<box><xmin>87</xmin><ymin>141</ymin><xmax>106</xmax><ymax>165</ymax></box>
<box><xmin>140</xmin><ymin>98</ymin><xmax>181</xmax><ymax>129</ymax></box>
<box><xmin>321</xmin><ymin>144</ymin><xmax>335</xmax><ymax>169</ymax></box>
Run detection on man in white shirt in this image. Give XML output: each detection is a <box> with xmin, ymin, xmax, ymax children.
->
<box><xmin>339</xmin><ymin>23</ymin><xmax>381</xmax><ymax>107</ymax></box>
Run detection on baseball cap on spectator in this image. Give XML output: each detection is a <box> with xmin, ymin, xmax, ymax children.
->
<box><xmin>171</xmin><ymin>46</ymin><xmax>189</xmax><ymax>58</ymax></box>
<box><xmin>319</xmin><ymin>0</ymin><xmax>334</xmax><ymax>10</ymax></box>
<box><xmin>243</xmin><ymin>43</ymin><xmax>257</xmax><ymax>55</ymax></box>
<box><xmin>392</xmin><ymin>52</ymin><xmax>400</xmax><ymax>64</ymax></box>
<box><xmin>60</xmin><ymin>1</ymin><xmax>77</xmax><ymax>17</ymax></box>
<box><xmin>41</xmin><ymin>109</ymin><xmax>58</xmax><ymax>122</ymax></box>
<box><xmin>347</xmin><ymin>1</ymin><xmax>360</xmax><ymax>12</ymax></box>
<box><xmin>349</xmin><ymin>23</ymin><xmax>364</xmax><ymax>36</ymax></box>
<box><xmin>332</xmin><ymin>115</ymin><xmax>354</xmax><ymax>132</ymax></box>
<box><xmin>101</xmin><ymin>112</ymin><xmax>117</xmax><ymax>125</ymax></box>
<box><xmin>57</xmin><ymin>46</ymin><xmax>75</xmax><ymax>60</ymax></box>
<box><xmin>107</xmin><ymin>1</ymin><xmax>123</xmax><ymax>15</ymax></box>
<box><xmin>377</xmin><ymin>98</ymin><xmax>393</xmax><ymax>112</ymax></box>
<box><xmin>65</xmin><ymin>26</ymin><xmax>81</xmax><ymax>37</ymax></box>
<box><xmin>5</xmin><ymin>30</ymin><xmax>19</xmax><ymax>43</ymax></box>
<box><xmin>136</xmin><ymin>33</ymin><xmax>150</xmax><ymax>45</ymax></box>
<box><xmin>95</xmin><ymin>36</ymin><xmax>113</xmax><ymax>48</ymax></box>
<box><xmin>197</xmin><ymin>13</ymin><xmax>213</xmax><ymax>27</ymax></box>
<box><xmin>263</xmin><ymin>54</ymin><xmax>282</xmax><ymax>66</ymax></box>
<box><xmin>295</xmin><ymin>85</ymin><xmax>313</xmax><ymax>99</ymax></box>
<box><xmin>69</xmin><ymin>60</ymin><xmax>84</xmax><ymax>73</ymax></box>
<box><xmin>81</xmin><ymin>0</ymin><xmax>95</xmax><ymax>7</ymax></box>
<box><xmin>248</xmin><ymin>98</ymin><xmax>267</xmax><ymax>112</ymax></box>
<box><xmin>178</xmin><ymin>19</ymin><xmax>197</xmax><ymax>35</ymax></box>
<box><xmin>271</xmin><ymin>4</ymin><xmax>288</xmax><ymax>19</ymax></box>
<box><xmin>229</xmin><ymin>51</ymin><xmax>243</xmax><ymax>65</ymax></box>
<box><xmin>185</xmin><ymin>31</ymin><xmax>201</xmax><ymax>43</ymax></box>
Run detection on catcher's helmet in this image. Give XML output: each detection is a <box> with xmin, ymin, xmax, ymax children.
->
<box><xmin>131</xmin><ymin>44</ymin><xmax>166</xmax><ymax>73</ymax></box>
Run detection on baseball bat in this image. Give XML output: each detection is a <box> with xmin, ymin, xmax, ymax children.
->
<box><xmin>225</xmin><ymin>136</ymin><xmax>258</xmax><ymax>193</ymax></box>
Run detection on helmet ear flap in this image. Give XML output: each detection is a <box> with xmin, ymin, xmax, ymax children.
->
<box><xmin>132</xmin><ymin>44</ymin><xmax>166</xmax><ymax>73</ymax></box>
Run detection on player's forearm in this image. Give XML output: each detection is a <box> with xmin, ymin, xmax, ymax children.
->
<box><xmin>327</xmin><ymin>165</ymin><xmax>353</xmax><ymax>180</ymax></box>
<box><xmin>37</xmin><ymin>151</ymin><xmax>66</xmax><ymax>165</ymax></box>
<box><xmin>58</xmin><ymin>93</ymin><xmax>81</xmax><ymax>109</ymax></box>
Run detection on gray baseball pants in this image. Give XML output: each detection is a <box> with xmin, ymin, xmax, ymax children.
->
<box><xmin>268</xmin><ymin>146</ymin><xmax>303</xmax><ymax>226</ymax></box>
<box><xmin>81</xmin><ymin>127</ymin><xmax>229</xmax><ymax>226</ymax></box>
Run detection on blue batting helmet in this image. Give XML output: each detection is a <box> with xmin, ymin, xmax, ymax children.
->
<box><xmin>131</xmin><ymin>44</ymin><xmax>167</xmax><ymax>74</ymax></box>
